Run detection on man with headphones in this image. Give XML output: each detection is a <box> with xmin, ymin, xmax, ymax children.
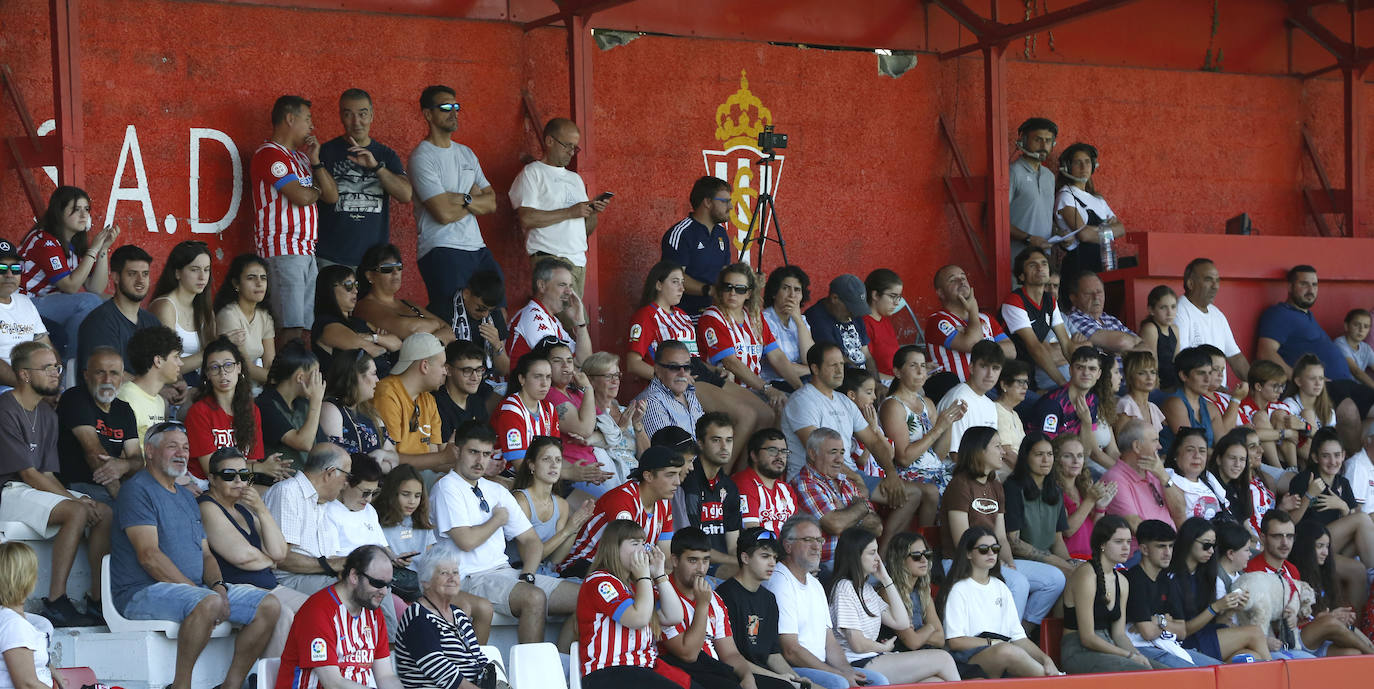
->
<box><xmin>1009</xmin><ymin>117</ymin><xmax>1058</xmax><ymax>262</ymax></box>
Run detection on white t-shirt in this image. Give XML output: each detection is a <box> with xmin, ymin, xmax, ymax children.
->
<box><xmin>939</xmin><ymin>383</ymin><xmax>998</xmax><ymax>457</ymax></box>
<box><xmin>764</xmin><ymin>565</ymin><xmax>831</xmax><ymax>660</ymax></box>
<box><xmin>1343</xmin><ymin>450</ymin><xmax>1374</xmax><ymax>513</ymax></box>
<box><xmin>1174</xmin><ymin>296</ymin><xmax>1241</xmax><ymax>358</ymax></box>
<box><xmin>510</xmin><ymin>161</ymin><xmax>591</xmax><ymax>266</ymax></box>
<box><xmin>0</xmin><ymin>608</ymin><xmax>52</xmax><ymax>689</ymax></box>
<box><xmin>431</xmin><ymin>471</ymin><xmax>532</xmax><ymax>575</ymax></box>
<box><xmin>782</xmin><ymin>383</ymin><xmax>869</xmax><ymax>480</ymax></box>
<box><xmin>1281</xmin><ymin>395</ymin><xmax>1337</xmax><ymax>428</ymax></box>
<box><xmin>1054</xmin><ymin>186</ymin><xmax>1116</xmax><ymax>250</ymax></box>
<box><xmin>0</xmin><ymin>294</ymin><xmax>44</xmax><ymax>363</ymax></box>
<box><xmin>1334</xmin><ymin>336</ymin><xmax>1374</xmax><ymax>374</ymax></box>
<box><xmin>409</xmin><ymin>140</ymin><xmax>491</xmax><ymax>256</ymax></box>
<box><xmin>1166</xmin><ymin>469</ymin><xmax>1229</xmax><ymax>520</ymax></box>
<box><xmin>942</xmin><ymin>576</ymin><xmax>1026</xmax><ymax>642</ymax></box>
<box><xmin>324</xmin><ymin>501</ymin><xmax>389</xmax><ymax>556</ymax></box>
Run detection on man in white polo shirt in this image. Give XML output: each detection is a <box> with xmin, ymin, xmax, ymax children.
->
<box><xmin>510</xmin><ymin>117</ymin><xmax>610</xmax><ymax>296</ymax></box>
<box><xmin>430</xmin><ymin>420</ymin><xmax>579</xmax><ymax>643</ymax></box>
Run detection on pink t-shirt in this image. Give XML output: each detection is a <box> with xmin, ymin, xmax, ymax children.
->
<box><xmin>1062</xmin><ymin>492</ymin><xmax>1093</xmax><ymax>560</ymax></box>
<box><xmin>1102</xmin><ymin>460</ymin><xmax>1175</xmax><ymax>551</ymax></box>
<box><xmin>546</xmin><ymin>386</ymin><xmax>597</xmax><ymax>467</ymax></box>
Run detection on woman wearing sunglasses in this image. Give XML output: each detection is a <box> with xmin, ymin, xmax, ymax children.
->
<box><xmin>150</xmin><ymin>240</ymin><xmax>216</xmax><ymax>381</ymax></box>
<box><xmin>353</xmin><ymin>244</ymin><xmax>456</xmax><ymax>346</ymax></box>
<box><xmin>939</xmin><ymin>526</ymin><xmax>1060</xmax><ymax>677</ymax></box>
<box><xmin>1167</xmin><ymin>516</ymin><xmax>1270</xmax><ymax>661</ymax></box>
<box><xmin>186</xmin><ymin>337</ymin><xmax>281</xmax><ymax>489</ymax></box>
<box><xmin>882</xmin><ymin>532</ymin><xmax>944</xmax><ymax>653</ymax></box>
<box><xmin>213</xmin><ymin>253</ymin><xmax>276</xmax><ymax>389</ymax></box>
<box><xmin>312</xmin><ymin>264</ymin><xmax>402</xmax><ymax>378</ymax></box>
<box><xmin>197</xmin><ymin>446</ymin><xmax>307</xmax><ymax>656</ymax></box>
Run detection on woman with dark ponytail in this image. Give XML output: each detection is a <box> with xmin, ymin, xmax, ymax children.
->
<box><xmin>1060</xmin><ymin>515</ymin><xmax>1154</xmax><ymax>672</ymax></box>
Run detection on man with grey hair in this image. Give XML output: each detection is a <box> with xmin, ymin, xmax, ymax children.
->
<box><xmin>506</xmin><ymin>256</ymin><xmax>591</xmax><ymax>364</ymax></box>
<box><xmin>764</xmin><ymin>515</ymin><xmax>883</xmax><ymax>688</ymax></box>
<box><xmin>0</xmin><ymin>340</ymin><xmax>113</xmax><ymax>626</ymax></box>
<box><xmin>1101</xmin><ymin>418</ymin><xmax>1184</xmax><ymax>539</ymax></box>
<box><xmin>264</xmin><ymin>442</ymin><xmax>353</xmax><ymax>594</ymax></box>
<box><xmin>317</xmin><ymin>88</ymin><xmax>412</xmax><ymax>271</ymax></box>
<box><xmin>111</xmin><ymin>421</ymin><xmax>280</xmax><ymax>689</ymax></box>
<box><xmin>791</xmin><ymin>428</ymin><xmax>880</xmax><ymax>569</ymax></box>
<box><xmin>58</xmin><ymin>346</ymin><xmax>142</xmax><ymax>506</ymax></box>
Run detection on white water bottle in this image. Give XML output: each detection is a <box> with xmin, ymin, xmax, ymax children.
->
<box><xmin>1100</xmin><ymin>227</ymin><xmax>1116</xmax><ymax>271</ymax></box>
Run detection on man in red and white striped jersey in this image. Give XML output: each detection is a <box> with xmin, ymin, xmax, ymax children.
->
<box><xmin>277</xmin><ymin>545</ymin><xmax>401</xmax><ymax>689</ymax></box>
<box><xmin>733</xmin><ymin>428</ymin><xmax>798</xmax><ymax>536</ymax></box>
<box><xmin>251</xmin><ymin>95</ymin><xmax>338</xmax><ymax>342</ymax></box>
<box><xmin>925</xmin><ymin>264</ymin><xmax>1014</xmax><ymax>401</ymax></box>
<box><xmin>506</xmin><ymin>257</ymin><xmax>592</xmax><ymax>365</ymax></box>
<box><xmin>557</xmin><ymin>446</ymin><xmax>683</xmax><ymax>578</ymax></box>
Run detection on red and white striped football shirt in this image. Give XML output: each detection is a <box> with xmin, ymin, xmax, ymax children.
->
<box><xmin>251</xmin><ymin>141</ymin><xmax>318</xmax><ymax>257</ymax></box>
<box><xmin>663</xmin><ymin>577</ymin><xmax>732</xmax><ymax>659</ymax></box>
<box><xmin>277</xmin><ymin>585</ymin><xmax>389</xmax><ymax>689</ymax></box>
<box><xmin>627</xmin><ymin>304</ymin><xmax>699</xmax><ymax>361</ymax></box>
<box><xmin>492</xmin><ymin>393</ymin><xmax>559</xmax><ymax>463</ymax></box>
<box><xmin>17</xmin><ymin>228</ymin><xmax>75</xmax><ymax>297</ymax></box>
<box><xmin>925</xmin><ymin>309</ymin><xmax>1007</xmax><ymax>381</ymax></box>
<box><xmin>559</xmin><ymin>480</ymin><xmax>674</xmax><ymax>574</ymax></box>
<box><xmin>507</xmin><ymin>298</ymin><xmax>573</xmax><ymax>364</ymax></box>
<box><xmin>698</xmin><ymin>306</ymin><xmax>778</xmax><ymax>377</ymax></box>
<box><xmin>577</xmin><ymin>571</ymin><xmax>658</xmax><ymax>673</ymax></box>
<box><xmin>731</xmin><ymin>467</ymin><xmax>798</xmax><ymax>535</ymax></box>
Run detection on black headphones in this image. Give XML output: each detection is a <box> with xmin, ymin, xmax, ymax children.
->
<box><xmin>1058</xmin><ymin>142</ymin><xmax>1099</xmax><ymax>175</ymax></box>
<box><xmin>1017</xmin><ymin>117</ymin><xmax>1059</xmax><ymax>150</ymax></box>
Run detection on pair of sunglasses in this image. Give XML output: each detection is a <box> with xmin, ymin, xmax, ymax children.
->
<box><xmin>970</xmin><ymin>544</ymin><xmax>1002</xmax><ymax>555</ymax></box>
<box><xmin>214</xmin><ymin>469</ymin><xmax>253</xmax><ymax>482</ymax></box>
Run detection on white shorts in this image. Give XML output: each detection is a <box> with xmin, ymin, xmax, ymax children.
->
<box><xmin>0</xmin><ymin>482</ymin><xmax>87</xmax><ymax>539</ymax></box>
<box><xmin>461</xmin><ymin>564</ymin><xmax>565</xmax><ymax>616</ymax></box>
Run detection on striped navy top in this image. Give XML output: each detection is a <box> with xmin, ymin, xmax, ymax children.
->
<box><xmin>394</xmin><ymin>602</ymin><xmax>485</xmax><ymax>689</ymax></box>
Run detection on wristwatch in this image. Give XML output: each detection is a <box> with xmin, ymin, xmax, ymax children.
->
<box><xmin>519</xmin><ymin>572</ymin><xmax>536</xmax><ymax>584</ymax></box>
<box><xmin>462</xmin><ymin>193</ymin><xmax>473</xmax><ymax>208</ymax></box>
<box><xmin>369</xmin><ymin>161</ymin><xmax>384</xmax><ymax>173</ymax></box>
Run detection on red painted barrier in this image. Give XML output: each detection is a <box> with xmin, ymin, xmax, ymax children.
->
<box><xmin>874</xmin><ymin>657</ymin><xmax>1373</xmax><ymax>689</ymax></box>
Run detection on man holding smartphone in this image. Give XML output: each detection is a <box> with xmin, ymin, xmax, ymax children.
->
<box><xmin>510</xmin><ymin>117</ymin><xmax>610</xmax><ymax>297</ymax></box>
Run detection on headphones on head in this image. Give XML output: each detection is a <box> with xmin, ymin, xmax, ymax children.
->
<box><xmin>1015</xmin><ymin>117</ymin><xmax>1058</xmax><ymax>160</ymax></box>
<box><xmin>1057</xmin><ymin>142</ymin><xmax>1100</xmax><ymax>176</ymax></box>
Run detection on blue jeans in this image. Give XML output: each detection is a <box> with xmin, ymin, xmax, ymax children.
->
<box><xmin>1134</xmin><ymin>644</ymin><xmax>1221</xmax><ymax>668</ymax></box>
<box><xmin>34</xmin><ymin>291</ymin><xmax>102</xmax><ymax>359</ymax></box>
<box><xmin>1009</xmin><ymin>559</ymin><xmax>1067</xmax><ymax>624</ymax></box>
<box><xmin>794</xmin><ymin>666</ymin><xmax>892</xmax><ymax>689</ymax></box>
<box><xmin>120</xmin><ymin>581</ymin><xmax>270</xmax><ymax>625</ymax></box>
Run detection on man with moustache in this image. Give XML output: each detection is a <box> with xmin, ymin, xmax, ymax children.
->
<box><xmin>76</xmin><ymin>245</ymin><xmax>160</xmax><ymax>377</ymax></box>
<box><xmin>58</xmin><ymin>347</ymin><xmax>142</xmax><ymax>505</ymax></box>
<box><xmin>277</xmin><ymin>545</ymin><xmax>403</xmax><ymax>689</ymax></box>
<box><xmin>733</xmin><ymin>429</ymin><xmax>800</xmax><ymax>536</ymax></box>
<box><xmin>506</xmin><ymin>257</ymin><xmax>592</xmax><ymax>365</ymax></box>
<box><xmin>1173</xmin><ymin>257</ymin><xmax>1249</xmax><ymax>383</ymax></box>
<box><xmin>634</xmin><ymin>340</ymin><xmax>705</xmax><ymax>440</ymax></box>
<box><xmin>1009</xmin><ymin>117</ymin><xmax>1058</xmax><ymax>260</ymax></box>
<box><xmin>663</xmin><ymin>176</ymin><xmax>735</xmax><ymax>320</ymax></box>
<box><xmin>111</xmin><ymin>421</ymin><xmax>280</xmax><ymax>689</ymax></box>
<box><xmin>316</xmin><ymin>88</ymin><xmax>412</xmax><ymax>271</ymax></box>
<box><xmin>264</xmin><ymin>443</ymin><xmax>354</xmax><ymax>595</ymax></box>
<box><xmin>0</xmin><ymin>341</ymin><xmax>113</xmax><ymax>626</ymax></box>
<box><xmin>410</xmin><ymin>85</ymin><xmax>501</xmax><ymax>313</ymax></box>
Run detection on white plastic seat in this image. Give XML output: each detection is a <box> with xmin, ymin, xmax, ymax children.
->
<box><xmin>0</xmin><ymin>522</ymin><xmax>44</xmax><ymax>541</ymax></box>
<box><xmin>568</xmin><ymin>641</ymin><xmax>581</xmax><ymax>689</ymax></box>
<box><xmin>509</xmin><ymin>642</ymin><xmax>566</xmax><ymax>689</ymax></box>
<box><xmin>100</xmin><ymin>554</ymin><xmax>232</xmax><ymax>638</ymax></box>
<box><xmin>480</xmin><ymin>645</ymin><xmax>507</xmax><ymax>685</ymax></box>
<box><xmin>253</xmin><ymin>657</ymin><xmax>280</xmax><ymax>689</ymax></box>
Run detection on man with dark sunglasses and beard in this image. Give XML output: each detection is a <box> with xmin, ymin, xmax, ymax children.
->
<box><xmin>58</xmin><ymin>346</ymin><xmax>142</xmax><ymax>505</ymax></box>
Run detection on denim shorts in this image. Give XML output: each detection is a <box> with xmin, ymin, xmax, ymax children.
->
<box><xmin>122</xmin><ymin>581</ymin><xmax>270</xmax><ymax>625</ymax></box>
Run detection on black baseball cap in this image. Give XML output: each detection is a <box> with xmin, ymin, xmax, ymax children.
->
<box><xmin>629</xmin><ymin>445</ymin><xmax>686</xmax><ymax>480</ymax></box>
<box><xmin>0</xmin><ymin>240</ymin><xmax>20</xmax><ymax>262</ymax></box>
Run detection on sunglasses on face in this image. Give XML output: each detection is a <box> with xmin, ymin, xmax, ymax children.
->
<box><xmin>0</xmin><ymin>264</ymin><xmax>20</xmax><ymax>275</ymax></box>
<box><xmin>720</xmin><ymin>283</ymin><xmax>751</xmax><ymax>295</ymax></box>
<box><xmin>1198</xmin><ymin>541</ymin><xmax>1216</xmax><ymax>551</ymax></box>
<box><xmin>361</xmin><ymin>573</ymin><xmax>393</xmax><ymax>589</ymax></box>
<box><xmin>971</xmin><ymin>544</ymin><xmax>1002</xmax><ymax>555</ymax></box>
<box><xmin>373</xmin><ymin>263</ymin><xmax>403</xmax><ymax>275</ymax></box>
<box><xmin>214</xmin><ymin>469</ymin><xmax>253</xmax><ymax>482</ymax></box>
<box><xmin>339</xmin><ymin>280</ymin><xmax>358</xmax><ymax>292</ymax></box>
<box><xmin>358</xmin><ymin>489</ymin><xmax>381</xmax><ymax>499</ymax></box>
<box><xmin>908</xmin><ymin>550</ymin><xmax>934</xmax><ymax>562</ymax></box>
<box><xmin>431</xmin><ymin>103</ymin><xmax>461</xmax><ymax>112</ymax></box>
<box><xmin>658</xmin><ymin>363</ymin><xmax>692</xmax><ymax>372</ymax></box>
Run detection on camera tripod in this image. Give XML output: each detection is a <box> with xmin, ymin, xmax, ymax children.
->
<box><xmin>739</xmin><ymin>149</ymin><xmax>790</xmax><ymax>271</ymax></box>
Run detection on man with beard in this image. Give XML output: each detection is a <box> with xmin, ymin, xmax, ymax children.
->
<box><xmin>277</xmin><ymin>544</ymin><xmax>402</xmax><ymax>689</ymax></box>
<box><xmin>410</xmin><ymin>85</ymin><xmax>501</xmax><ymax>313</ymax></box>
<box><xmin>316</xmin><ymin>89</ymin><xmax>411</xmax><ymax>271</ymax></box>
<box><xmin>1173</xmin><ymin>257</ymin><xmax>1249</xmax><ymax>384</ymax></box>
<box><xmin>57</xmin><ymin>347</ymin><xmax>142</xmax><ymax>505</ymax></box>
<box><xmin>0</xmin><ymin>341</ymin><xmax>113</xmax><ymax>626</ymax></box>
<box><xmin>506</xmin><ymin>257</ymin><xmax>591</xmax><ymax>365</ymax></box>
<box><xmin>1001</xmin><ymin>247</ymin><xmax>1083</xmax><ymax>390</ymax></box>
<box><xmin>1256</xmin><ymin>265</ymin><xmax>1374</xmax><ymax>452</ymax></box>
<box><xmin>111</xmin><ymin>422</ymin><xmax>280</xmax><ymax>689</ymax></box>
<box><xmin>734</xmin><ymin>429</ymin><xmax>799</xmax><ymax>536</ymax></box>
<box><xmin>663</xmin><ymin>176</ymin><xmax>735</xmax><ymax>320</ymax></box>
<box><xmin>76</xmin><ymin>244</ymin><xmax>160</xmax><ymax>376</ymax></box>
<box><xmin>634</xmin><ymin>340</ymin><xmax>705</xmax><ymax>440</ymax></box>
<box><xmin>1244</xmin><ymin>510</ymin><xmax>1318</xmax><ymax>659</ymax></box>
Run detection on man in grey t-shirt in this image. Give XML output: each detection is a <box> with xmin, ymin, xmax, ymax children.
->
<box><xmin>1009</xmin><ymin>117</ymin><xmax>1058</xmax><ymax>261</ymax></box>
<box><xmin>409</xmin><ymin>85</ymin><xmax>504</xmax><ymax>312</ymax></box>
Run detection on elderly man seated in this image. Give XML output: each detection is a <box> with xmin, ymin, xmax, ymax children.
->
<box><xmin>110</xmin><ymin>421</ymin><xmax>280</xmax><ymax>689</ymax></box>
<box><xmin>1064</xmin><ymin>272</ymin><xmax>1142</xmax><ymax>354</ymax></box>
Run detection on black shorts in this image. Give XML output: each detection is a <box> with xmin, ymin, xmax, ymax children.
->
<box><xmin>1327</xmin><ymin>379</ymin><xmax>1374</xmax><ymax>419</ymax></box>
<box><xmin>690</xmin><ymin>357</ymin><xmax>727</xmax><ymax>387</ymax></box>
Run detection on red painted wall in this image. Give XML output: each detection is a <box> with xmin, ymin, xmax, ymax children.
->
<box><xmin>2</xmin><ymin>0</ymin><xmax>1372</xmax><ymax>360</ymax></box>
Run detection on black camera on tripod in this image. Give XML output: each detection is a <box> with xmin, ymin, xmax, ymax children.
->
<box><xmin>757</xmin><ymin>125</ymin><xmax>788</xmax><ymax>152</ymax></box>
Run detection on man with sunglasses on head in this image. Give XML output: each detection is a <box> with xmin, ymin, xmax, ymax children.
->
<box><xmin>431</xmin><ymin>421</ymin><xmax>580</xmax><ymax>644</ymax></box>
<box><xmin>1101</xmin><ymin>418</ymin><xmax>1183</xmax><ymax>547</ymax></box>
<box><xmin>716</xmin><ymin>528</ymin><xmax>815</xmax><ymax>689</ymax></box>
<box><xmin>264</xmin><ymin>442</ymin><xmax>354</xmax><ymax>595</ymax></box>
<box><xmin>277</xmin><ymin>544</ymin><xmax>402</xmax><ymax>689</ymax></box>
<box><xmin>373</xmin><ymin>333</ymin><xmax>455</xmax><ymax>472</ymax></box>
<box><xmin>112</xmin><ymin>421</ymin><xmax>280</xmax><ymax>689</ymax></box>
<box><xmin>316</xmin><ymin>88</ymin><xmax>412</xmax><ymax>272</ymax></box>
<box><xmin>433</xmin><ymin>340</ymin><xmax>491</xmax><ymax>443</ymax></box>
<box><xmin>663</xmin><ymin>176</ymin><xmax>735</xmax><ymax>321</ymax></box>
<box><xmin>0</xmin><ymin>341</ymin><xmax>112</xmax><ymax>626</ymax></box>
<box><xmin>0</xmin><ymin>240</ymin><xmax>49</xmax><ymax>387</ymax></box>
<box><xmin>634</xmin><ymin>340</ymin><xmax>705</xmax><ymax>441</ymax></box>
<box><xmin>512</xmin><ymin>118</ymin><xmax>610</xmax><ymax>297</ymax></box>
<box><xmin>410</xmin><ymin>85</ymin><xmax>502</xmax><ymax>315</ymax></box>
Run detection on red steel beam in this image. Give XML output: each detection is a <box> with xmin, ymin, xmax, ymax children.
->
<box><xmin>926</xmin><ymin>0</ymin><xmax>999</xmax><ymax>37</ymax></box>
<box><xmin>937</xmin><ymin>0</ymin><xmax>1140</xmax><ymax>59</ymax></box>
<box><xmin>1344</xmin><ymin>62</ymin><xmax>1368</xmax><ymax>235</ymax></box>
<box><xmin>50</xmin><ymin>0</ymin><xmax>83</xmax><ymax>188</ymax></box>
<box><xmin>984</xmin><ymin>44</ymin><xmax>1011</xmax><ymax>301</ymax></box>
<box><xmin>523</xmin><ymin>0</ymin><xmax>638</xmax><ymax>30</ymax></box>
<box><xmin>567</xmin><ymin>13</ymin><xmax>602</xmax><ymax>342</ymax></box>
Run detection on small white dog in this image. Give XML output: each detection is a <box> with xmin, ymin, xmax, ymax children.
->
<box><xmin>1228</xmin><ymin>572</ymin><xmax>1316</xmax><ymax>646</ymax></box>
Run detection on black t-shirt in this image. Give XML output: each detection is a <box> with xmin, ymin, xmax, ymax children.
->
<box><xmin>432</xmin><ymin>385</ymin><xmax>490</xmax><ymax>444</ymax></box>
<box><xmin>715</xmin><ymin>579</ymin><xmax>779</xmax><ymax>665</ymax></box>
<box><xmin>1124</xmin><ymin>563</ymin><xmax>1186</xmax><ymax>624</ymax></box>
<box><xmin>56</xmin><ymin>385</ymin><xmax>137</xmax><ymax>485</ymax></box>
<box><xmin>76</xmin><ymin>300</ymin><xmax>161</xmax><ymax>376</ymax></box>
<box><xmin>256</xmin><ymin>387</ymin><xmax>309</xmax><ymax>471</ymax></box>
<box><xmin>1288</xmin><ymin>471</ymin><xmax>1357</xmax><ymax>527</ymax></box>
<box><xmin>672</xmin><ymin>463</ymin><xmax>743</xmax><ymax>555</ymax></box>
<box><xmin>311</xmin><ymin>313</ymin><xmax>394</xmax><ymax>378</ymax></box>
<box><xmin>316</xmin><ymin>137</ymin><xmax>405</xmax><ymax>266</ymax></box>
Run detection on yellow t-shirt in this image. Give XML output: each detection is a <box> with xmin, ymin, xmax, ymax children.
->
<box><xmin>372</xmin><ymin>376</ymin><xmax>442</xmax><ymax>455</ymax></box>
<box><xmin>117</xmin><ymin>380</ymin><xmax>167</xmax><ymax>451</ymax></box>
